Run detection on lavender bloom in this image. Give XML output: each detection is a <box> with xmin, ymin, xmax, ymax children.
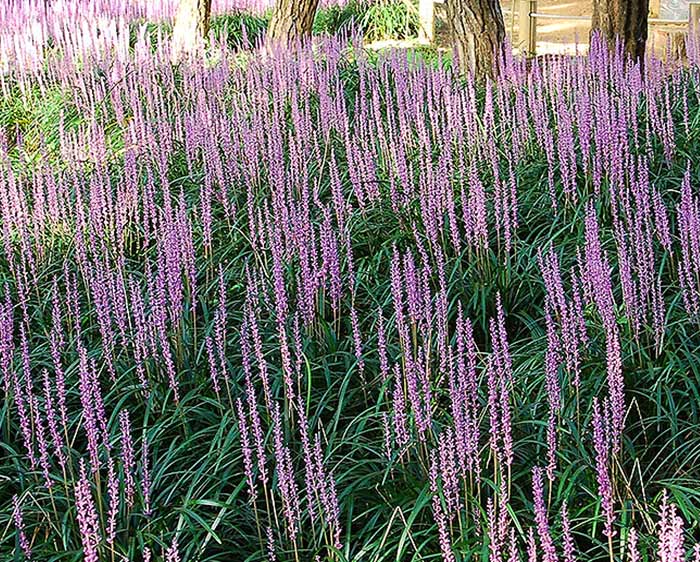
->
<box><xmin>376</xmin><ymin>310</ymin><xmax>389</xmax><ymax>383</ymax></box>
<box><xmin>295</xmin><ymin>400</ymin><xmax>318</xmax><ymax>523</ymax></box>
<box><xmin>77</xmin><ymin>345</ymin><xmax>101</xmax><ymax>473</ymax></box>
<box><xmin>627</xmin><ymin>528</ymin><xmax>640</xmax><ymax>562</ymax></box>
<box><xmin>87</xmin><ymin>265</ymin><xmax>117</xmax><ymax>381</ymax></box>
<box><xmin>128</xmin><ymin>279</ymin><xmax>150</xmax><ymax>390</ymax></box>
<box><xmin>74</xmin><ymin>460</ymin><xmax>101</xmax><ymax>562</ymax></box>
<box><xmin>582</xmin><ymin>204</ymin><xmax>616</xmax><ymax>332</ymax></box>
<box><xmin>527</xmin><ymin>528</ymin><xmax>538</xmax><ymax>562</ymax></box>
<box><xmin>531</xmin><ymin>466</ymin><xmax>558</xmax><ymax>562</ymax></box>
<box><xmin>245</xmin><ymin>288</ymin><xmax>271</xmax><ymax>407</ymax></box>
<box><xmin>678</xmin><ymin>167</ymin><xmax>700</xmax><ymax>320</ymax></box>
<box><xmin>320</xmin><ymin>211</ymin><xmax>342</xmax><ymax>315</ymax></box>
<box><xmin>507</xmin><ymin>528</ymin><xmax>520</xmax><ymax>562</ymax></box>
<box><xmin>2</xmin><ymin>20</ymin><xmax>700</xmax><ymax>562</ymax></box>
<box><xmin>15</xmin><ymin>326</ymin><xmax>36</xmax><ymax>468</ymax></box>
<box><xmin>538</xmin><ymin>247</ymin><xmax>585</xmax><ymax>388</ymax></box>
<box><xmin>42</xmin><ymin>369</ymin><xmax>66</xmax><ymax>470</ymax></box>
<box><xmin>106</xmin><ymin>456</ymin><xmax>119</xmax><ymax>544</ymax></box>
<box><xmin>487</xmin><ymin>352</ymin><xmax>502</xmax><ymax>463</ymax></box>
<box><xmin>455</xmin><ymin>310</ymin><xmax>480</xmax><ymax>479</ymax></box>
<box><xmin>235</xmin><ymin>398</ymin><xmax>257</xmax><ymax>504</ymax></box>
<box><xmin>381</xmin><ymin>412</ymin><xmax>392</xmax><ymax>461</ymax></box>
<box><xmin>499</xmin><ymin>375</ymin><xmax>513</xmax><ymax>470</ymax></box>
<box><xmin>403</xmin><ymin>251</ymin><xmax>422</xmax><ymax>326</ymax></box>
<box><xmin>467</xmin><ymin>163</ymin><xmax>488</xmax><ymax>254</ymax></box>
<box><xmin>582</xmin><ymin>206</ymin><xmax>624</xmax><ymax>449</ymax></box>
<box><xmin>429</xmin><ymin>451</ymin><xmax>456</xmax><ymax>562</ymax></box>
<box><xmin>495</xmin><ymin>294</ymin><xmax>513</xmax><ymax>383</ymax></box>
<box><xmin>12</xmin><ymin>495</ymin><xmax>31</xmax><ymax>560</ymax></box>
<box><xmin>546</xmin><ymin>411</ymin><xmax>557</xmax><ymax>483</ymax></box>
<box><xmin>651</xmin><ymin>187</ymin><xmax>672</xmax><ymax>254</ymax></box>
<box><xmin>657</xmin><ymin>492</ymin><xmax>684</xmax><ymax>562</ymax></box>
<box><xmin>149</xmin><ymin>266</ymin><xmax>180</xmax><ymax>403</ymax></box>
<box><xmin>312</xmin><ymin>433</ymin><xmax>342</xmax><ymax>549</ymax></box>
<box><xmin>214</xmin><ymin>265</ymin><xmax>228</xmax><ymax>384</ymax></box>
<box><xmin>49</xmin><ymin>283</ymin><xmax>68</xmax><ymax>427</ymax></box>
<box><xmin>88</xmin><ymin>357</ymin><xmax>110</xmax><ymax>452</ymax></box>
<box><xmin>560</xmin><ymin>502</ymin><xmax>576</xmax><ymax>562</ymax></box>
<box><xmin>487</xmin><ymin>496</ymin><xmax>501</xmax><ymax>562</ymax></box>
<box><xmin>269</xmin><ymin>213</ymin><xmax>289</xmax><ymax>327</ymax></box>
<box><xmin>497</xmin><ymin>475</ymin><xmax>511</xmax><ymax>546</ymax></box>
<box><xmin>119</xmin><ymin>410</ymin><xmax>136</xmax><ymax>509</ymax></box>
<box><xmin>205</xmin><ymin>335</ymin><xmax>221</xmax><ymax>397</ymax></box>
<box><xmin>0</xmin><ymin>287</ymin><xmax>13</xmax><ymax>396</ymax></box>
<box><xmin>604</xmin><ymin>326</ymin><xmax>624</xmax><ymax>455</ymax></box>
<box><xmin>437</xmin><ymin>429</ymin><xmax>460</xmax><ymax>520</ymax></box>
<box><xmin>165</xmin><ymin>536</ymin><xmax>181</xmax><ymax>562</ymax></box>
<box><xmin>487</xmin><ymin>295</ymin><xmax>513</xmax><ymax>468</ymax></box>
<box><xmin>592</xmin><ymin>399</ymin><xmax>615</xmax><ymax>540</ymax></box>
<box><xmin>271</xmin><ymin>403</ymin><xmax>300</xmax><ymax>542</ymax></box>
<box><xmin>266</xmin><ymin>527</ymin><xmax>277</xmax><ymax>562</ymax></box>
<box><xmin>349</xmin><ymin>304</ymin><xmax>364</xmax><ymax>378</ymax></box>
<box><xmin>391</xmin><ymin>364</ymin><xmax>409</xmax><ymax>452</ymax></box>
<box><xmin>555</xmin><ymin>91</ymin><xmax>577</xmax><ymax>202</ymax></box>
<box><xmin>243</xmin><ymin>377</ymin><xmax>268</xmax><ymax>489</ymax></box>
<box><xmin>31</xmin><ymin>396</ymin><xmax>52</xmax><ymax>489</ymax></box>
<box><xmin>141</xmin><ymin>438</ymin><xmax>152</xmax><ymax>517</ymax></box>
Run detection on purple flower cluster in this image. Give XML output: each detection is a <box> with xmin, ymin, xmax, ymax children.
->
<box><xmin>74</xmin><ymin>460</ymin><xmax>101</xmax><ymax>562</ymax></box>
<box><xmin>2</xmin><ymin>13</ymin><xmax>700</xmax><ymax>561</ymax></box>
<box><xmin>12</xmin><ymin>495</ymin><xmax>31</xmax><ymax>560</ymax></box>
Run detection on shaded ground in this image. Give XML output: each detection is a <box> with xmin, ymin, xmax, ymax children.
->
<box><xmin>367</xmin><ymin>0</ymin><xmax>690</xmax><ymax>58</ymax></box>
<box><xmin>501</xmin><ymin>0</ymin><xmax>593</xmax><ymax>55</ymax></box>
<box><xmin>367</xmin><ymin>1</ymin><xmax>594</xmax><ymax>56</ymax></box>
<box><xmin>500</xmin><ymin>0</ymin><xmax>690</xmax><ymax>56</ymax></box>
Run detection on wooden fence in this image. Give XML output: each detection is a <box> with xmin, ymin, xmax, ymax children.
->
<box><xmin>417</xmin><ymin>0</ymin><xmax>700</xmax><ymax>56</ymax></box>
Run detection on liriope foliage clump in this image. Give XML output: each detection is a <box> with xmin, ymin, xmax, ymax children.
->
<box><xmin>1</xmin><ymin>7</ymin><xmax>700</xmax><ymax>562</ymax></box>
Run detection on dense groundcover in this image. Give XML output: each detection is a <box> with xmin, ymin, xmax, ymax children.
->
<box><xmin>3</xmin><ymin>13</ymin><xmax>700</xmax><ymax>562</ymax></box>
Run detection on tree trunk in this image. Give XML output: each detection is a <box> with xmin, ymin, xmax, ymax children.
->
<box><xmin>172</xmin><ymin>0</ymin><xmax>212</xmax><ymax>57</ymax></box>
<box><xmin>591</xmin><ymin>0</ymin><xmax>649</xmax><ymax>61</ymax></box>
<box><xmin>445</xmin><ymin>0</ymin><xmax>506</xmax><ymax>79</ymax></box>
<box><xmin>266</xmin><ymin>0</ymin><xmax>320</xmax><ymax>47</ymax></box>
<box><xmin>418</xmin><ymin>0</ymin><xmax>435</xmax><ymax>43</ymax></box>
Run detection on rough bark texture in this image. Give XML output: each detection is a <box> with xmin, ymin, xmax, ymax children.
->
<box><xmin>172</xmin><ymin>0</ymin><xmax>212</xmax><ymax>56</ymax></box>
<box><xmin>266</xmin><ymin>0</ymin><xmax>320</xmax><ymax>47</ymax></box>
<box><xmin>445</xmin><ymin>0</ymin><xmax>506</xmax><ymax>79</ymax></box>
<box><xmin>591</xmin><ymin>0</ymin><xmax>649</xmax><ymax>61</ymax></box>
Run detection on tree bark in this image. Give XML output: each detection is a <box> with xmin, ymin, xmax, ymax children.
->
<box><xmin>267</xmin><ymin>0</ymin><xmax>320</xmax><ymax>47</ymax></box>
<box><xmin>172</xmin><ymin>0</ymin><xmax>212</xmax><ymax>57</ymax></box>
<box><xmin>418</xmin><ymin>0</ymin><xmax>435</xmax><ymax>43</ymax></box>
<box><xmin>445</xmin><ymin>0</ymin><xmax>506</xmax><ymax>79</ymax></box>
<box><xmin>591</xmin><ymin>0</ymin><xmax>649</xmax><ymax>61</ymax></box>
